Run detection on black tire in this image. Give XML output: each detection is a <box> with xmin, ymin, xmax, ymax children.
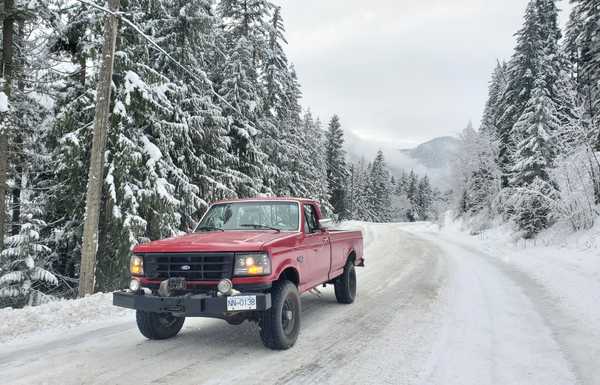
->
<box><xmin>136</xmin><ymin>310</ymin><xmax>185</xmax><ymax>340</ymax></box>
<box><xmin>259</xmin><ymin>280</ymin><xmax>301</xmax><ymax>350</ymax></box>
<box><xmin>335</xmin><ymin>262</ymin><xmax>357</xmax><ymax>304</ymax></box>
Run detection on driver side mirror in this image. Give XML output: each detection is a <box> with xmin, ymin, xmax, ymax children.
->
<box><xmin>318</xmin><ymin>218</ymin><xmax>333</xmax><ymax>229</ymax></box>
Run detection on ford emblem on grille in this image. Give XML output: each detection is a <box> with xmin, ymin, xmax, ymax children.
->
<box><xmin>181</xmin><ymin>265</ymin><xmax>191</xmax><ymax>271</ymax></box>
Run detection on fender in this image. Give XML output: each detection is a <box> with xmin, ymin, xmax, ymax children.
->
<box><xmin>273</xmin><ymin>258</ymin><xmax>300</xmax><ymax>284</ymax></box>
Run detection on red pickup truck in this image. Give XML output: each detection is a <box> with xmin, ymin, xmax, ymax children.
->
<box><xmin>113</xmin><ymin>198</ymin><xmax>364</xmax><ymax>349</ymax></box>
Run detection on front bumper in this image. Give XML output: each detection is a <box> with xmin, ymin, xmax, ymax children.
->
<box><xmin>113</xmin><ymin>291</ymin><xmax>271</xmax><ymax>318</ymax></box>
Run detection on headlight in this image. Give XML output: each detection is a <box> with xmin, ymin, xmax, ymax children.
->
<box><xmin>130</xmin><ymin>255</ymin><xmax>144</xmax><ymax>276</ymax></box>
<box><xmin>234</xmin><ymin>253</ymin><xmax>271</xmax><ymax>276</ymax></box>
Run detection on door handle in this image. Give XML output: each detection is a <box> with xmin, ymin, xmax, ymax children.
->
<box><xmin>322</xmin><ymin>237</ymin><xmax>329</xmax><ymax>243</ymax></box>
<box><xmin>297</xmin><ymin>255</ymin><xmax>304</xmax><ymax>263</ymax></box>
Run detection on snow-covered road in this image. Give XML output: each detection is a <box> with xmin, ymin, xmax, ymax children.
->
<box><xmin>1</xmin><ymin>223</ymin><xmax>597</xmax><ymax>385</ymax></box>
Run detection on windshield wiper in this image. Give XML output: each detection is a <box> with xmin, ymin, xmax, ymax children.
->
<box><xmin>197</xmin><ymin>225</ymin><xmax>225</xmax><ymax>232</ymax></box>
<box><xmin>240</xmin><ymin>224</ymin><xmax>281</xmax><ymax>232</ymax></box>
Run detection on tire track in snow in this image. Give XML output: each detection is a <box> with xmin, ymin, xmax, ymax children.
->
<box><xmin>438</xmin><ymin>235</ymin><xmax>596</xmax><ymax>385</ymax></box>
<box><xmin>412</xmin><ymin>230</ymin><xmax>583</xmax><ymax>385</ymax></box>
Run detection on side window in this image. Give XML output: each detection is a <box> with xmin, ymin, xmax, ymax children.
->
<box><xmin>303</xmin><ymin>205</ymin><xmax>319</xmax><ymax>233</ymax></box>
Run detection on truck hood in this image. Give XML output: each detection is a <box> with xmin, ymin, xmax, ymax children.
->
<box><xmin>133</xmin><ymin>231</ymin><xmax>295</xmax><ymax>253</ymax></box>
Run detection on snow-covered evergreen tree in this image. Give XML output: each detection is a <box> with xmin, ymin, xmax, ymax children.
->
<box><xmin>566</xmin><ymin>0</ymin><xmax>600</xmax><ymax>149</ymax></box>
<box><xmin>217</xmin><ymin>0</ymin><xmax>272</xmax><ymax>60</ymax></box>
<box><xmin>451</xmin><ymin>122</ymin><xmax>501</xmax><ymax>221</ymax></box>
<box><xmin>300</xmin><ymin>112</ymin><xmax>330</xmax><ymax>209</ymax></box>
<box><xmin>369</xmin><ymin>150</ymin><xmax>392</xmax><ymax>222</ymax></box>
<box><xmin>480</xmin><ymin>61</ymin><xmax>508</xmax><ymax>138</ymax></box>
<box><xmin>416</xmin><ymin>176</ymin><xmax>434</xmax><ymax>221</ymax></box>
<box><xmin>325</xmin><ymin>115</ymin><xmax>349</xmax><ymax>218</ymax></box>
<box><xmin>496</xmin><ymin>1</ymin><xmax>540</xmax><ymax>187</ymax></box>
<box><xmin>257</xmin><ymin>6</ymin><xmax>300</xmax><ymax>196</ymax></box>
<box><xmin>45</xmin><ymin>1</ymin><xmax>104</xmax><ymax>283</ymax></box>
<box><xmin>496</xmin><ymin>0</ymin><xmax>563</xmax><ymax>187</ymax></box>
<box><xmin>405</xmin><ymin>170</ymin><xmax>419</xmax><ymax>221</ymax></box>
<box><xmin>347</xmin><ymin>159</ymin><xmax>373</xmax><ymax>221</ymax></box>
<box><xmin>564</xmin><ymin>1</ymin><xmax>600</xmax><ymax>205</ymax></box>
<box><xmin>0</xmin><ymin>215</ymin><xmax>57</xmax><ymax>307</ymax></box>
<box><xmin>507</xmin><ymin>72</ymin><xmax>560</xmax><ymax>234</ymax></box>
<box><xmin>279</xmin><ymin>65</ymin><xmax>309</xmax><ymax>197</ymax></box>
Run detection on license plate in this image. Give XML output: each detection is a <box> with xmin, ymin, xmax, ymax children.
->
<box><xmin>227</xmin><ymin>295</ymin><xmax>257</xmax><ymax>311</ymax></box>
<box><xmin>168</xmin><ymin>277</ymin><xmax>187</xmax><ymax>290</ymax></box>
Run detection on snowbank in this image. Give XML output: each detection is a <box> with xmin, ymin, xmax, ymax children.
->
<box><xmin>0</xmin><ymin>292</ymin><xmax>130</xmax><ymax>343</ymax></box>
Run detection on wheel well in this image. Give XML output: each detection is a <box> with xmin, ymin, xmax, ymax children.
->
<box><xmin>347</xmin><ymin>251</ymin><xmax>356</xmax><ymax>265</ymax></box>
<box><xmin>278</xmin><ymin>267</ymin><xmax>300</xmax><ymax>287</ymax></box>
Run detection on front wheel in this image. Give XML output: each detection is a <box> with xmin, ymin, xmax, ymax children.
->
<box><xmin>136</xmin><ymin>310</ymin><xmax>185</xmax><ymax>340</ymax></box>
<box><xmin>259</xmin><ymin>280</ymin><xmax>301</xmax><ymax>350</ymax></box>
<box><xmin>334</xmin><ymin>262</ymin><xmax>357</xmax><ymax>304</ymax></box>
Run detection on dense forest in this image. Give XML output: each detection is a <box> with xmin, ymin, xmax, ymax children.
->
<box><xmin>0</xmin><ymin>0</ymin><xmax>435</xmax><ymax>307</ymax></box>
<box><xmin>451</xmin><ymin>0</ymin><xmax>600</xmax><ymax>238</ymax></box>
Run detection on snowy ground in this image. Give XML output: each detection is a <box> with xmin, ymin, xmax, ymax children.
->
<box><xmin>1</xmin><ymin>222</ymin><xmax>598</xmax><ymax>385</ymax></box>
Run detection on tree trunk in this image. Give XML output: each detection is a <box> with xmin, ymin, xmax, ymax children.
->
<box><xmin>10</xmin><ymin>19</ymin><xmax>25</xmax><ymax>236</ymax></box>
<box><xmin>0</xmin><ymin>0</ymin><xmax>15</xmax><ymax>252</ymax></box>
<box><xmin>78</xmin><ymin>54</ymin><xmax>86</xmax><ymax>86</ymax></box>
<box><xmin>78</xmin><ymin>0</ymin><xmax>120</xmax><ymax>298</ymax></box>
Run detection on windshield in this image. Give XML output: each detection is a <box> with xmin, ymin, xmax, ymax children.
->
<box><xmin>196</xmin><ymin>201</ymin><xmax>300</xmax><ymax>232</ymax></box>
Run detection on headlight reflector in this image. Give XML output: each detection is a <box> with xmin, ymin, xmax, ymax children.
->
<box><xmin>130</xmin><ymin>255</ymin><xmax>144</xmax><ymax>276</ymax></box>
<box><xmin>234</xmin><ymin>253</ymin><xmax>271</xmax><ymax>276</ymax></box>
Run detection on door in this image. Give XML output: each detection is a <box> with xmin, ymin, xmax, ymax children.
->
<box><xmin>299</xmin><ymin>204</ymin><xmax>331</xmax><ymax>290</ymax></box>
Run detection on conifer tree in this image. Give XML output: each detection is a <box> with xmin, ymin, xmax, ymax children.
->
<box><xmin>497</xmin><ymin>1</ymin><xmax>540</xmax><ymax>186</ymax></box>
<box><xmin>452</xmin><ymin>122</ymin><xmax>500</xmax><ymax>217</ymax></box>
<box><xmin>510</xmin><ymin>74</ymin><xmax>559</xmax><ymax>185</ymax></box>
<box><xmin>325</xmin><ymin>115</ymin><xmax>349</xmax><ymax>217</ymax></box>
<box><xmin>369</xmin><ymin>150</ymin><xmax>392</xmax><ymax>222</ymax></box>
<box><xmin>348</xmin><ymin>159</ymin><xmax>372</xmax><ymax>221</ymax></box>
<box><xmin>45</xmin><ymin>1</ymin><xmax>105</xmax><ymax>284</ymax></box>
<box><xmin>405</xmin><ymin>170</ymin><xmax>419</xmax><ymax>221</ymax></box>
<box><xmin>481</xmin><ymin>61</ymin><xmax>508</xmax><ymax>138</ymax></box>
<box><xmin>566</xmin><ymin>0</ymin><xmax>600</xmax><ymax>148</ymax></box>
<box><xmin>497</xmin><ymin>0</ymin><xmax>563</xmax><ymax>187</ymax></box>
<box><xmin>258</xmin><ymin>6</ymin><xmax>299</xmax><ymax>196</ymax></box>
<box><xmin>508</xmin><ymin>72</ymin><xmax>560</xmax><ymax>234</ymax></box>
<box><xmin>416</xmin><ymin>176</ymin><xmax>433</xmax><ymax>220</ymax></box>
<box><xmin>0</xmin><ymin>216</ymin><xmax>58</xmax><ymax>307</ymax></box>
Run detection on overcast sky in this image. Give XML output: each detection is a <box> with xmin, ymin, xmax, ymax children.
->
<box><xmin>273</xmin><ymin>0</ymin><xmax>572</xmax><ymax>148</ymax></box>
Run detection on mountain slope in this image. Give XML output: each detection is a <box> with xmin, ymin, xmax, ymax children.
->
<box><xmin>399</xmin><ymin>136</ymin><xmax>460</xmax><ymax>169</ymax></box>
<box><xmin>344</xmin><ymin>133</ymin><xmax>459</xmax><ymax>188</ymax></box>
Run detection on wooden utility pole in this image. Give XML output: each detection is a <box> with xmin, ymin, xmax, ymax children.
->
<box><xmin>78</xmin><ymin>0</ymin><xmax>120</xmax><ymax>297</ymax></box>
<box><xmin>0</xmin><ymin>0</ymin><xmax>15</xmax><ymax>252</ymax></box>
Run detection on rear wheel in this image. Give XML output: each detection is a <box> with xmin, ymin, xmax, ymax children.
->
<box><xmin>335</xmin><ymin>262</ymin><xmax>357</xmax><ymax>304</ymax></box>
<box><xmin>136</xmin><ymin>310</ymin><xmax>185</xmax><ymax>340</ymax></box>
<box><xmin>259</xmin><ymin>280</ymin><xmax>301</xmax><ymax>350</ymax></box>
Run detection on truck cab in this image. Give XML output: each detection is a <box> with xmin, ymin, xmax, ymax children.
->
<box><xmin>113</xmin><ymin>198</ymin><xmax>364</xmax><ymax>350</ymax></box>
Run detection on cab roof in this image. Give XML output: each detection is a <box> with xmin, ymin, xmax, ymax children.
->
<box><xmin>211</xmin><ymin>197</ymin><xmax>320</xmax><ymax>206</ymax></box>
